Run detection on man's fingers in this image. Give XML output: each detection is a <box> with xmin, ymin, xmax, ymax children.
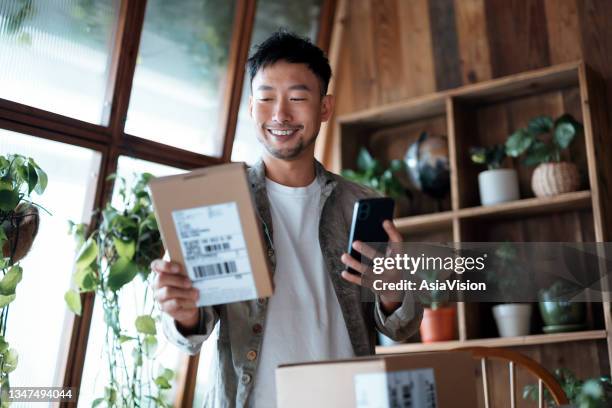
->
<box><xmin>153</xmin><ymin>272</ymin><xmax>192</xmax><ymax>291</ymax></box>
<box><xmin>156</xmin><ymin>286</ymin><xmax>199</xmax><ymax>303</ymax></box>
<box><xmin>160</xmin><ymin>298</ymin><xmax>198</xmax><ymax>315</ymax></box>
<box><xmin>383</xmin><ymin>220</ymin><xmax>403</xmax><ymax>243</ymax></box>
<box><xmin>340</xmin><ymin>253</ymin><xmax>371</xmax><ymax>275</ymax></box>
<box><xmin>151</xmin><ymin>259</ymin><xmax>184</xmax><ymax>275</ymax></box>
<box><xmin>341</xmin><ymin>270</ymin><xmax>362</xmax><ymax>286</ymax></box>
<box><xmin>351</xmin><ymin>241</ymin><xmax>383</xmax><ymax>261</ymax></box>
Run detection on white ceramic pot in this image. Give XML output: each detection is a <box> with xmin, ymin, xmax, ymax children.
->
<box><xmin>478</xmin><ymin>168</ymin><xmax>520</xmax><ymax>206</ymax></box>
<box><xmin>493</xmin><ymin>303</ymin><xmax>532</xmax><ymax>337</ymax></box>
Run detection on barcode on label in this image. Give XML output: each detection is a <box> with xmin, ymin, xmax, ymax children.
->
<box><xmin>204</xmin><ymin>242</ymin><xmax>230</xmax><ymax>253</ymax></box>
<box><xmin>193</xmin><ymin>261</ymin><xmax>238</xmax><ymax>278</ymax></box>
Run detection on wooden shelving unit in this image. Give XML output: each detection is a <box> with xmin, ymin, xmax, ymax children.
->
<box><xmin>376</xmin><ymin>330</ymin><xmax>608</xmax><ymax>354</ymax></box>
<box><xmin>337</xmin><ymin>61</ymin><xmax>612</xmax><ymax>376</ymax></box>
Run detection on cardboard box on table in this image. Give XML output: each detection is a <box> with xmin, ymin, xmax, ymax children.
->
<box><xmin>276</xmin><ymin>351</ymin><xmax>478</xmax><ymax>408</ymax></box>
<box><xmin>148</xmin><ymin>163</ymin><xmax>273</xmax><ymax>306</ymax></box>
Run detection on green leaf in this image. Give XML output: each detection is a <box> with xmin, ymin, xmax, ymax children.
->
<box><xmin>470</xmin><ymin>147</ymin><xmax>487</xmax><ymax>164</ymax></box>
<box><xmin>356</xmin><ymin>148</ymin><xmax>375</xmax><ymax>172</ymax></box>
<box><xmin>154</xmin><ymin>376</ymin><xmax>171</xmax><ymax>390</ymax></box>
<box><xmin>135</xmin><ymin>315</ymin><xmax>156</xmax><ymax>335</ymax></box>
<box><xmin>0</xmin><ymin>180</ymin><xmax>12</xmax><ymax>192</ymax></box>
<box><xmin>0</xmin><ymin>337</ymin><xmax>8</xmax><ymax>353</ymax></box>
<box><xmin>104</xmin><ymin>387</ymin><xmax>116</xmax><ymax>404</ymax></box>
<box><xmin>107</xmin><ymin>258</ymin><xmax>139</xmax><ymax>291</ymax></box>
<box><xmin>505</xmin><ymin>128</ymin><xmax>534</xmax><ymax>157</ymax></box>
<box><xmin>143</xmin><ymin>334</ymin><xmax>158</xmax><ymax>357</ymax></box>
<box><xmin>527</xmin><ymin>116</ymin><xmax>553</xmax><ymax>134</ymax></box>
<box><xmin>118</xmin><ymin>335</ymin><xmax>134</xmax><ymax>344</ymax></box>
<box><xmin>523</xmin><ymin>140</ymin><xmax>554</xmax><ymax>166</ymax></box>
<box><xmin>132</xmin><ymin>348</ymin><xmax>143</xmax><ymax>367</ymax></box>
<box><xmin>2</xmin><ymin>348</ymin><xmax>18</xmax><ymax>373</ymax></box>
<box><xmin>32</xmin><ymin>164</ymin><xmax>47</xmax><ymax>195</ymax></box>
<box><xmin>64</xmin><ymin>290</ymin><xmax>82</xmax><ymax>315</ymax></box>
<box><xmin>73</xmin><ymin>267</ymin><xmax>96</xmax><ymax>292</ymax></box>
<box><xmin>113</xmin><ymin>238</ymin><xmax>135</xmax><ymax>260</ymax></box>
<box><xmin>26</xmin><ymin>163</ymin><xmax>38</xmax><ymax>195</ymax></box>
<box><xmin>0</xmin><ymin>265</ymin><xmax>22</xmax><ymax>295</ymax></box>
<box><xmin>389</xmin><ymin>160</ymin><xmax>404</xmax><ymax>172</ymax></box>
<box><xmin>554</xmin><ymin>118</ymin><xmax>579</xmax><ymax>149</ymax></box>
<box><xmin>75</xmin><ymin>238</ymin><xmax>98</xmax><ymax>271</ymax></box>
<box><xmin>0</xmin><ymin>294</ymin><xmax>16</xmax><ymax>308</ymax></box>
<box><xmin>0</xmin><ymin>189</ymin><xmax>20</xmax><ymax>211</ymax></box>
<box><xmin>92</xmin><ymin>398</ymin><xmax>105</xmax><ymax>407</ymax></box>
<box><xmin>160</xmin><ymin>367</ymin><xmax>174</xmax><ymax>381</ymax></box>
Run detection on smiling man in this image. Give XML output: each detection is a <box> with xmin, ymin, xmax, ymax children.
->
<box><xmin>152</xmin><ymin>31</ymin><xmax>423</xmax><ymax>408</ymax></box>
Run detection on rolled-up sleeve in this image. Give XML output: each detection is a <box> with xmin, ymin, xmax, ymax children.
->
<box><xmin>374</xmin><ymin>291</ymin><xmax>423</xmax><ymax>342</ymax></box>
<box><xmin>161</xmin><ymin>306</ymin><xmax>219</xmax><ymax>355</ymax></box>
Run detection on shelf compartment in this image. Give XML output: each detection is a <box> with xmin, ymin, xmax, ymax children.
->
<box><xmin>375</xmin><ymin>330</ymin><xmax>607</xmax><ymax>354</ymax></box>
<box><xmin>457</xmin><ymin>190</ymin><xmax>592</xmax><ymax>221</ymax></box>
<box><xmin>392</xmin><ymin>190</ymin><xmax>591</xmax><ymax>234</ymax></box>
<box><xmin>394</xmin><ymin>211</ymin><xmax>454</xmax><ymax>234</ymax></box>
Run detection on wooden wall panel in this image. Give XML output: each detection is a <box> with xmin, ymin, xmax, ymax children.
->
<box><xmin>544</xmin><ymin>0</ymin><xmax>582</xmax><ymax>64</ymax></box>
<box><xmin>453</xmin><ymin>0</ymin><xmax>492</xmax><ymax>84</ymax></box>
<box><xmin>484</xmin><ymin>0</ymin><xmax>551</xmax><ymax>77</ymax></box>
<box><xmin>370</xmin><ymin>0</ymin><xmax>404</xmax><ymax>103</ymax></box>
<box><xmin>396</xmin><ymin>0</ymin><xmax>437</xmax><ymax>98</ymax></box>
<box><xmin>428</xmin><ymin>0</ymin><xmax>462</xmax><ymax>90</ymax></box>
<box><xmin>346</xmin><ymin>0</ymin><xmax>379</xmax><ymax>110</ymax></box>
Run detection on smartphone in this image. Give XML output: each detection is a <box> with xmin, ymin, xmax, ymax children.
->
<box><xmin>346</xmin><ymin>197</ymin><xmax>395</xmax><ymax>274</ymax></box>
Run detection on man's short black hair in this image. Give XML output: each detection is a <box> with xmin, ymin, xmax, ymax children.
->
<box><xmin>247</xmin><ymin>30</ymin><xmax>332</xmax><ymax>96</ymax></box>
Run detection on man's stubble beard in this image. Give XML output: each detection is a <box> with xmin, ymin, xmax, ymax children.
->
<box><xmin>259</xmin><ymin>129</ymin><xmax>319</xmax><ymax>160</ymax></box>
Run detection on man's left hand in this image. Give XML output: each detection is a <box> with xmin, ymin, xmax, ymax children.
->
<box><xmin>340</xmin><ymin>220</ymin><xmax>404</xmax><ymax>314</ymax></box>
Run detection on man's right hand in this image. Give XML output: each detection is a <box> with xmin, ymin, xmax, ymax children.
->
<box><xmin>151</xmin><ymin>259</ymin><xmax>200</xmax><ymax>334</ymax></box>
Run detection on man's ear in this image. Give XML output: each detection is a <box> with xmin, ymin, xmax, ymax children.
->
<box><xmin>248</xmin><ymin>95</ymin><xmax>254</xmax><ymax>118</ymax></box>
<box><xmin>320</xmin><ymin>94</ymin><xmax>335</xmax><ymax>123</ymax></box>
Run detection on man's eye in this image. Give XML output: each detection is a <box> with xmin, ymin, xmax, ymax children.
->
<box><xmin>258</xmin><ymin>98</ymin><xmax>273</xmax><ymax>102</ymax></box>
<box><xmin>290</xmin><ymin>98</ymin><xmax>306</xmax><ymax>101</ymax></box>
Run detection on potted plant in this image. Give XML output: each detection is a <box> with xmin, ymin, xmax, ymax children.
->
<box><xmin>341</xmin><ymin>147</ymin><xmax>409</xmax><ymax>216</ymax></box>
<box><xmin>524</xmin><ymin>368</ymin><xmax>611</xmax><ymax>408</ymax></box>
<box><xmin>65</xmin><ymin>173</ymin><xmax>174</xmax><ymax>407</ymax></box>
<box><xmin>538</xmin><ymin>280</ymin><xmax>586</xmax><ymax>333</ymax></box>
<box><xmin>470</xmin><ymin>144</ymin><xmax>520</xmax><ymax>205</ymax></box>
<box><xmin>0</xmin><ymin>154</ymin><xmax>47</xmax><ymax>398</ymax></box>
<box><xmin>489</xmin><ymin>243</ymin><xmax>533</xmax><ymax>337</ymax></box>
<box><xmin>417</xmin><ymin>270</ymin><xmax>455</xmax><ymax>343</ymax></box>
<box><xmin>505</xmin><ymin>114</ymin><xmax>583</xmax><ymax>197</ymax></box>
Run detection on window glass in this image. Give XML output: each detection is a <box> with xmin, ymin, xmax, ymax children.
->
<box><xmin>231</xmin><ymin>0</ymin><xmax>323</xmax><ymax>164</ymax></box>
<box><xmin>0</xmin><ymin>0</ymin><xmax>118</xmax><ymax>124</ymax></box>
<box><xmin>125</xmin><ymin>0</ymin><xmax>237</xmax><ymax>157</ymax></box>
<box><xmin>0</xmin><ymin>130</ymin><xmax>101</xmax><ymax>408</ymax></box>
<box><xmin>78</xmin><ymin>156</ymin><xmax>185</xmax><ymax>407</ymax></box>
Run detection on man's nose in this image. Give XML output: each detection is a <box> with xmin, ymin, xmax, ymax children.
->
<box><xmin>272</xmin><ymin>99</ymin><xmax>292</xmax><ymax>124</ymax></box>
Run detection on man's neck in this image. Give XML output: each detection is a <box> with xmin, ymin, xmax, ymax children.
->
<box><xmin>262</xmin><ymin>154</ymin><xmax>316</xmax><ymax>187</ymax></box>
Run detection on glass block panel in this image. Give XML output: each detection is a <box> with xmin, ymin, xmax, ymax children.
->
<box><xmin>125</xmin><ymin>0</ymin><xmax>237</xmax><ymax>157</ymax></box>
<box><xmin>0</xmin><ymin>0</ymin><xmax>118</xmax><ymax>124</ymax></box>
<box><xmin>231</xmin><ymin>0</ymin><xmax>323</xmax><ymax>164</ymax></box>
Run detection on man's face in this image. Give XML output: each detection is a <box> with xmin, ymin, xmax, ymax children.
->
<box><xmin>249</xmin><ymin>61</ymin><xmax>333</xmax><ymax>160</ymax></box>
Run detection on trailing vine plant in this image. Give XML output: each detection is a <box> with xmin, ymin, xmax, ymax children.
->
<box><xmin>65</xmin><ymin>173</ymin><xmax>174</xmax><ymax>407</ymax></box>
<box><xmin>0</xmin><ymin>154</ymin><xmax>48</xmax><ymax>405</ymax></box>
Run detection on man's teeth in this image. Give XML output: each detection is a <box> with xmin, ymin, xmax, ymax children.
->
<box><xmin>269</xmin><ymin>129</ymin><xmax>295</xmax><ymax>136</ymax></box>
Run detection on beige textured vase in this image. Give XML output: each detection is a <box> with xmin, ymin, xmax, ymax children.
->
<box><xmin>531</xmin><ymin>162</ymin><xmax>580</xmax><ymax>197</ymax></box>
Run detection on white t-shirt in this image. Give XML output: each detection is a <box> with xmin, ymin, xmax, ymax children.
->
<box><xmin>250</xmin><ymin>177</ymin><xmax>354</xmax><ymax>407</ymax></box>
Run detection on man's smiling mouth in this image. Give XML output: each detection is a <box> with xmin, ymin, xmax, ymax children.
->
<box><xmin>266</xmin><ymin>127</ymin><xmax>301</xmax><ymax>138</ymax></box>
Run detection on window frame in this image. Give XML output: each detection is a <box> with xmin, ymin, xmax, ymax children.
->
<box><xmin>0</xmin><ymin>0</ymin><xmax>336</xmax><ymax>406</ymax></box>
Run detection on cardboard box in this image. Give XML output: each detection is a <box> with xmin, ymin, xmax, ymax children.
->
<box><xmin>276</xmin><ymin>351</ymin><xmax>478</xmax><ymax>408</ymax></box>
<box><xmin>148</xmin><ymin>163</ymin><xmax>273</xmax><ymax>306</ymax></box>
